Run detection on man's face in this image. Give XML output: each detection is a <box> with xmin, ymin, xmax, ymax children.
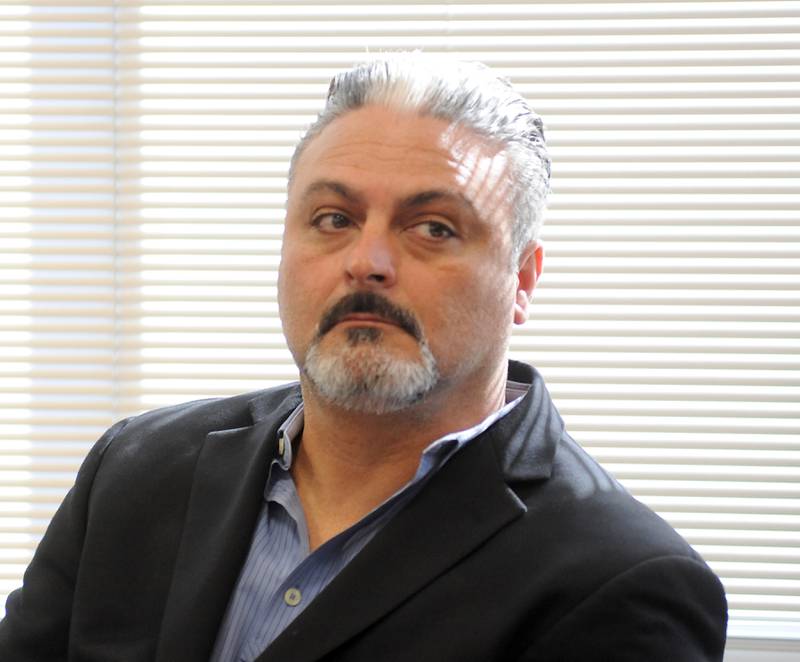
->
<box><xmin>278</xmin><ymin>104</ymin><xmax>539</xmax><ymax>414</ymax></box>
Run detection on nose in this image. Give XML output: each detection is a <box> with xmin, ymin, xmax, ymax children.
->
<box><xmin>344</xmin><ymin>223</ymin><xmax>397</xmax><ymax>288</ymax></box>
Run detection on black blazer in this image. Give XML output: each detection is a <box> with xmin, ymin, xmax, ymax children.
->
<box><xmin>0</xmin><ymin>361</ymin><xmax>727</xmax><ymax>661</ymax></box>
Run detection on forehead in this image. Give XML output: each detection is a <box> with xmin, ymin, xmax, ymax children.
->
<box><xmin>289</xmin><ymin>105</ymin><xmax>513</xmax><ymax>220</ymax></box>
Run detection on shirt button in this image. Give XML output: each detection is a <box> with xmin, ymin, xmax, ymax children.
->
<box><xmin>277</xmin><ymin>433</ymin><xmax>285</xmax><ymax>456</ymax></box>
<box><xmin>284</xmin><ymin>587</ymin><xmax>302</xmax><ymax>607</ymax></box>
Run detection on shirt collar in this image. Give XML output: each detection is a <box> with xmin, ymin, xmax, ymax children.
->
<box><xmin>272</xmin><ymin>378</ymin><xmax>530</xmax><ymax>472</ymax></box>
<box><xmin>264</xmin><ymin>379</ymin><xmax>531</xmax><ymax>530</ymax></box>
<box><xmin>275</xmin><ymin>402</ymin><xmax>303</xmax><ymax>469</ymax></box>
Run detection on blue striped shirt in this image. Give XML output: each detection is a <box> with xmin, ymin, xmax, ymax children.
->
<box><xmin>210</xmin><ymin>382</ymin><xmax>528</xmax><ymax>662</ymax></box>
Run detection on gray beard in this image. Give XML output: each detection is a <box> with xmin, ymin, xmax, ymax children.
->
<box><xmin>302</xmin><ymin>327</ymin><xmax>439</xmax><ymax>415</ymax></box>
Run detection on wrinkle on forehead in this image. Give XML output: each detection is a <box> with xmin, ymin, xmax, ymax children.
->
<box><xmin>291</xmin><ymin>105</ymin><xmax>515</xmax><ymax>235</ymax></box>
<box><xmin>439</xmin><ymin>124</ymin><xmax>515</xmax><ymax>232</ymax></box>
<box><xmin>314</xmin><ymin>135</ymin><xmax>453</xmax><ymax>169</ymax></box>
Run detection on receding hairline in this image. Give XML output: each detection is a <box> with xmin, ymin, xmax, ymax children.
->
<box><xmin>287</xmin><ymin>53</ymin><xmax>551</xmax><ymax>260</ymax></box>
<box><xmin>290</xmin><ymin>98</ymin><xmax>517</xmax><ymax>182</ymax></box>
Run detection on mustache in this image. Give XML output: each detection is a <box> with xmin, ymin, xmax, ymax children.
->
<box><xmin>317</xmin><ymin>292</ymin><xmax>422</xmax><ymax>341</ymax></box>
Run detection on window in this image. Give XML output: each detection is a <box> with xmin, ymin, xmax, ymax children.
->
<box><xmin>1</xmin><ymin>1</ymin><xmax>798</xmax><ymax>656</ymax></box>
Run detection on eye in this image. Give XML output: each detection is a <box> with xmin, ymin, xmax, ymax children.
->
<box><xmin>410</xmin><ymin>220</ymin><xmax>457</xmax><ymax>241</ymax></box>
<box><xmin>312</xmin><ymin>212</ymin><xmax>352</xmax><ymax>232</ymax></box>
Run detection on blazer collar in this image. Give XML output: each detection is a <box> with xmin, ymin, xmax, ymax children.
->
<box><xmin>491</xmin><ymin>359</ymin><xmax>564</xmax><ymax>483</ymax></box>
<box><xmin>155</xmin><ymin>361</ymin><xmax>562</xmax><ymax>662</ymax></box>
<box><xmin>256</xmin><ymin>360</ymin><xmax>563</xmax><ymax>662</ymax></box>
<box><xmin>243</xmin><ymin>360</ymin><xmax>564</xmax><ymax>483</ymax></box>
<box><xmin>155</xmin><ymin>388</ymin><xmax>301</xmax><ymax>662</ymax></box>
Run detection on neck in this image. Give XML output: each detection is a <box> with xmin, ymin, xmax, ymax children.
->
<box><xmin>291</xmin><ymin>361</ymin><xmax>508</xmax><ymax>549</ymax></box>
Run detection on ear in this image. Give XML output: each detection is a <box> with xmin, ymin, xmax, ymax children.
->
<box><xmin>513</xmin><ymin>243</ymin><xmax>543</xmax><ymax>325</ymax></box>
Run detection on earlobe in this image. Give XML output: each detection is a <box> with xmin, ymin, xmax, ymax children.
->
<box><xmin>513</xmin><ymin>289</ymin><xmax>530</xmax><ymax>325</ymax></box>
<box><xmin>513</xmin><ymin>243</ymin><xmax>543</xmax><ymax>325</ymax></box>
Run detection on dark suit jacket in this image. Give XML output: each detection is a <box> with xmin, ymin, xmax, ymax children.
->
<box><xmin>0</xmin><ymin>361</ymin><xmax>727</xmax><ymax>661</ymax></box>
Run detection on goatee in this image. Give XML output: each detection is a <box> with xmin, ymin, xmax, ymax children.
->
<box><xmin>302</xmin><ymin>292</ymin><xmax>439</xmax><ymax>414</ymax></box>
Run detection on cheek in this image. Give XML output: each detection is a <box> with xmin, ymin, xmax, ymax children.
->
<box><xmin>279</xmin><ymin>251</ymin><xmax>342</xmax><ymax>339</ymax></box>
<box><xmin>465</xmin><ymin>271</ymin><xmax>517</xmax><ymax>330</ymax></box>
<box><xmin>422</xmin><ymin>272</ymin><xmax>500</xmax><ymax>343</ymax></box>
<box><xmin>278</xmin><ymin>255</ymin><xmax>315</xmax><ymax>331</ymax></box>
<box><xmin>280</xmin><ymin>246</ymin><xmax>322</xmax><ymax>302</ymax></box>
<box><xmin>277</xmin><ymin>260</ymin><xmax>298</xmax><ymax>322</ymax></box>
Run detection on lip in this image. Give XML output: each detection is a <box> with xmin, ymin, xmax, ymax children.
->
<box><xmin>336</xmin><ymin>314</ymin><xmax>398</xmax><ymax>328</ymax></box>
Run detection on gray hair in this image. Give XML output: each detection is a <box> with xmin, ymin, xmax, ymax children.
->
<box><xmin>288</xmin><ymin>52</ymin><xmax>551</xmax><ymax>264</ymax></box>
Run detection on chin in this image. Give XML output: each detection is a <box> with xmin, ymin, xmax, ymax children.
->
<box><xmin>302</xmin><ymin>336</ymin><xmax>440</xmax><ymax>415</ymax></box>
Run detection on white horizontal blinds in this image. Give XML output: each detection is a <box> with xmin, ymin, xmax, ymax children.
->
<box><xmin>122</xmin><ymin>1</ymin><xmax>800</xmax><ymax>639</ymax></box>
<box><xmin>0</xmin><ymin>2</ymin><xmax>116</xmax><ymax>606</ymax></box>
<box><xmin>1</xmin><ymin>0</ymin><xmax>797</xmax><ymax>644</ymax></box>
<box><xmin>501</xmin><ymin>1</ymin><xmax>800</xmax><ymax>641</ymax></box>
<box><xmin>116</xmin><ymin>0</ymin><xmax>309</xmax><ymax>414</ymax></box>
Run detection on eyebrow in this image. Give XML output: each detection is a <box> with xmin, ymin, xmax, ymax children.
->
<box><xmin>399</xmin><ymin>189</ymin><xmax>479</xmax><ymax>218</ymax></box>
<box><xmin>302</xmin><ymin>180</ymin><xmax>364</xmax><ymax>204</ymax></box>
<box><xmin>302</xmin><ymin>179</ymin><xmax>478</xmax><ymax>218</ymax></box>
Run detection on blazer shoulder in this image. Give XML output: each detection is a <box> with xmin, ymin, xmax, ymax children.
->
<box><xmin>518</xmin><ymin>554</ymin><xmax>727</xmax><ymax>661</ymax></box>
<box><xmin>104</xmin><ymin>382</ymin><xmax>301</xmax><ymax>453</ymax></box>
<box><xmin>498</xmin><ymin>430</ymin><xmax>726</xmax><ymax>658</ymax></box>
<box><xmin>79</xmin><ymin>382</ymin><xmax>301</xmax><ymax>502</ymax></box>
<box><xmin>509</xmin><ymin>428</ymin><xmax>707</xmax><ymax>578</ymax></box>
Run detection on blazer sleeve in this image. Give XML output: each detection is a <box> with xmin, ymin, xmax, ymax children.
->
<box><xmin>517</xmin><ymin>555</ymin><xmax>728</xmax><ymax>662</ymax></box>
<box><xmin>0</xmin><ymin>418</ymin><xmax>130</xmax><ymax>661</ymax></box>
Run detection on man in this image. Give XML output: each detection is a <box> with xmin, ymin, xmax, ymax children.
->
<box><xmin>0</xmin><ymin>54</ymin><xmax>727</xmax><ymax>661</ymax></box>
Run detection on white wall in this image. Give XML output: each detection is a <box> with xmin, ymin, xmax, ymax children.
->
<box><xmin>724</xmin><ymin>638</ymin><xmax>800</xmax><ymax>662</ymax></box>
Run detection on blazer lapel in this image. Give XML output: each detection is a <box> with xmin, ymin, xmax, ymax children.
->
<box><xmin>257</xmin><ymin>362</ymin><xmax>560</xmax><ymax>662</ymax></box>
<box><xmin>258</xmin><ymin>432</ymin><xmax>531</xmax><ymax>662</ymax></box>
<box><xmin>152</xmin><ymin>362</ymin><xmax>560</xmax><ymax>662</ymax></box>
<box><xmin>155</xmin><ymin>391</ymin><xmax>301</xmax><ymax>662</ymax></box>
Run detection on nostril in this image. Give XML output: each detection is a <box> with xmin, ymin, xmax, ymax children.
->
<box><xmin>367</xmin><ymin>273</ymin><xmax>386</xmax><ymax>283</ymax></box>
